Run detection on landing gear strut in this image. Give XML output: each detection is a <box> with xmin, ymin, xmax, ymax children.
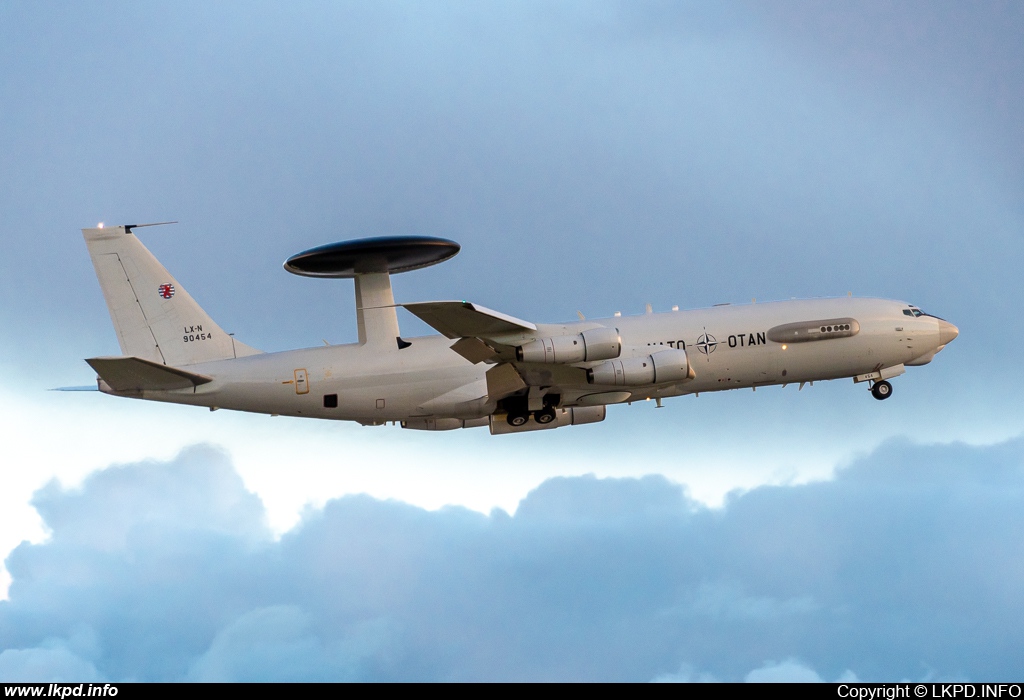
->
<box><xmin>871</xmin><ymin>380</ymin><xmax>893</xmax><ymax>401</ymax></box>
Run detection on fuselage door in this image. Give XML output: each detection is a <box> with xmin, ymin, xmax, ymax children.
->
<box><xmin>294</xmin><ymin>368</ymin><xmax>309</xmax><ymax>395</ymax></box>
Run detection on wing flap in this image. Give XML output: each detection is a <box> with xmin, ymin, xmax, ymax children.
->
<box><xmin>485</xmin><ymin>363</ymin><xmax>527</xmax><ymax>401</ymax></box>
<box><xmin>85</xmin><ymin>356</ymin><xmax>213</xmax><ymax>392</ymax></box>
<box><xmin>403</xmin><ymin>301</ymin><xmax>536</xmax><ymax>340</ymax></box>
<box><xmin>449</xmin><ymin>337</ymin><xmax>499</xmax><ymax>364</ymax></box>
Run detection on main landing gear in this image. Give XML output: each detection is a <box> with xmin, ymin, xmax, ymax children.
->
<box><xmin>534</xmin><ymin>407</ymin><xmax>557</xmax><ymax>424</ymax></box>
<box><xmin>871</xmin><ymin>380</ymin><xmax>893</xmax><ymax>401</ymax></box>
<box><xmin>506</xmin><ymin>406</ymin><xmax>557</xmax><ymax>426</ymax></box>
<box><xmin>504</xmin><ymin>395</ymin><xmax>560</xmax><ymax>427</ymax></box>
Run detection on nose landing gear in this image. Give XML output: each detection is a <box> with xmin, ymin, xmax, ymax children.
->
<box><xmin>871</xmin><ymin>380</ymin><xmax>893</xmax><ymax>400</ymax></box>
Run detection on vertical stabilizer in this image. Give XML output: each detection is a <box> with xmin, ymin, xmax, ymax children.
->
<box><xmin>83</xmin><ymin>225</ymin><xmax>261</xmax><ymax>366</ymax></box>
<box><xmin>354</xmin><ymin>272</ymin><xmax>401</xmax><ymax>348</ymax></box>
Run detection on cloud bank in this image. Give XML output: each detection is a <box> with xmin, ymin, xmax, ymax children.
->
<box><xmin>2</xmin><ymin>438</ymin><xmax>1024</xmax><ymax>682</ymax></box>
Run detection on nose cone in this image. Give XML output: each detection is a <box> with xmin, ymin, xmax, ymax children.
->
<box><xmin>938</xmin><ymin>319</ymin><xmax>959</xmax><ymax>345</ymax></box>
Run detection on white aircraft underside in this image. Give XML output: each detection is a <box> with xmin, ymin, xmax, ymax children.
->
<box><xmin>77</xmin><ymin>225</ymin><xmax>959</xmax><ymax>435</ymax></box>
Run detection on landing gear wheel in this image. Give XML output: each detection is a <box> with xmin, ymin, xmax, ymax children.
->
<box><xmin>871</xmin><ymin>380</ymin><xmax>893</xmax><ymax>401</ymax></box>
<box><xmin>507</xmin><ymin>412</ymin><xmax>529</xmax><ymax>427</ymax></box>
<box><xmin>534</xmin><ymin>407</ymin><xmax>556</xmax><ymax>424</ymax></box>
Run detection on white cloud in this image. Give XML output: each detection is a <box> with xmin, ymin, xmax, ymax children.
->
<box><xmin>0</xmin><ymin>643</ymin><xmax>103</xmax><ymax>683</ymax></box>
<box><xmin>187</xmin><ymin>605</ymin><xmax>385</xmax><ymax>682</ymax></box>
<box><xmin>650</xmin><ymin>663</ymin><xmax>719</xmax><ymax>683</ymax></box>
<box><xmin>3</xmin><ymin>436</ymin><xmax>1024</xmax><ymax>681</ymax></box>
<box><xmin>745</xmin><ymin>659</ymin><xmax>823</xmax><ymax>683</ymax></box>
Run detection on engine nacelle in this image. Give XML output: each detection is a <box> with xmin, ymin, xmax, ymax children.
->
<box><xmin>586</xmin><ymin>348</ymin><xmax>691</xmax><ymax>386</ymax></box>
<box><xmin>516</xmin><ymin>327</ymin><xmax>621</xmax><ymax>364</ymax></box>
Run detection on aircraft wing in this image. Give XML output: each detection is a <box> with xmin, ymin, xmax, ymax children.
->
<box><xmin>403</xmin><ymin>301</ymin><xmax>537</xmax><ymax>340</ymax></box>
<box><xmin>85</xmin><ymin>356</ymin><xmax>213</xmax><ymax>392</ymax></box>
<box><xmin>403</xmin><ymin>301</ymin><xmax>586</xmax><ymax>402</ymax></box>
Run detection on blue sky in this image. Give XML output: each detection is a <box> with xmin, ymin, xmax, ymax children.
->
<box><xmin>1</xmin><ymin>0</ymin><xmax>1023</xmax><ymax>681</ymax></box>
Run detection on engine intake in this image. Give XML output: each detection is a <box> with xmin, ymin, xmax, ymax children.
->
<box><xmin>586</xmin><ymin>348</ymin><xmax>691</xmax><ymax>386</ymax></box>
<box><xmin>516</xmin><ymin>327</ymin><xmax>621</xmax><ymax>364</ymax></box>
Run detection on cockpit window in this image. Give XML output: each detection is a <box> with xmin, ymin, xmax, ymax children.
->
<box><xmin>905</xmin><ymin>307</ymin><xmax>924</xmax><ymax>317</ymax></box>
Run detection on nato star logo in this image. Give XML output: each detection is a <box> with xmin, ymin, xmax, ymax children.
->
<box><xmin>696</xmin><ymin>331</ymin><xmax>717</xmax><ymax>357</ymax></box>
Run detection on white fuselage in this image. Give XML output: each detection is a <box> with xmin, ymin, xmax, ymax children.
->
<box><xmin>107</xmin><ymin>297</ymin><xmax>949</xmax><ymax>424</ymax></box>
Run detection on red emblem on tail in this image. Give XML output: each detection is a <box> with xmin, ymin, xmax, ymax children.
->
<box><xmin>158</xmin><ymin>284</ymin><xmax>175</xmax><ymax>299</ymax></box>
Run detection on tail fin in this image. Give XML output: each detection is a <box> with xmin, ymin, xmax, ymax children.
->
<box><xmin>83</xmin><ymin>225</ymin><xmax>261</xmax><ymax>366</ymax></box>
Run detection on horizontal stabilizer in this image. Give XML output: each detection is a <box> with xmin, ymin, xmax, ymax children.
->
<box><xmin>403</xmin><ymin>301</ymin><xmax>536</xmax><ymax>340</ymax></box>
<box><xmin>85</xmin><ymin>356</ymin><xmax>213</xmax><ymax>392</ymax></box>
<box><xmin>50</xmin><ymin>385</ymin><xmax>100</xmax><ymax>392</ymax></box>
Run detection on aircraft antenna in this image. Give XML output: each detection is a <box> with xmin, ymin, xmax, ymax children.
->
<box><xmin>124</xmin><ymin>221</ymin><xmax>179</xmax><ymax>233</ymax></box>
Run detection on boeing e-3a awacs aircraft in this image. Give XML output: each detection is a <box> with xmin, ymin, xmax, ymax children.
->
<box><xmin>79</xmin><ymin>224</ymin><xmax>958</xmax><ymax>435</ymax></box>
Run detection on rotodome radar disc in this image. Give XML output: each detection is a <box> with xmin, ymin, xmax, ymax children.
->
<box><xmin>284</xmin><ymin>236</ymin><xmax>461</xmax><ymax>278</ymax></box>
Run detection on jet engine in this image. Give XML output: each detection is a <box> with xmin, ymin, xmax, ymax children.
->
<box><xmin>516</xmin><ymin>327</ymin><xmax>621</xmax><ymax>364</ymax></box>
<box><xmin>586</xmin><ymin>348</ymin><xmax>691</xmax><ymax>386</ymax></box>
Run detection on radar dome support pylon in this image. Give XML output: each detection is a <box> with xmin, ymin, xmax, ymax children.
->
<box><xmin>284</xmin><ymin>236</ymin><xmax>461</xmax><ymax>350</ymax></box>
<box><xmin>354</xmin><ymin>272</ymin><xmax>399</xmax><ymax>348</ymax></box>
